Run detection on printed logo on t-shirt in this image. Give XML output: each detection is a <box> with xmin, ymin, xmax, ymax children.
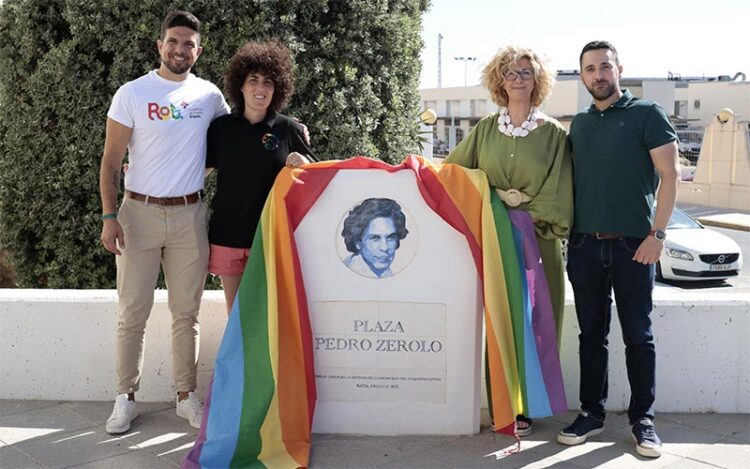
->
<box><xmin>146</xmin><ymin>100</ymin><xmax>207</xmax><ymax>121</ymax></box>
<box><xmin>147</xmin><ymin>101</ymin><xmax>185</xmax><ymax>121</ymax></box>
<box><xmin>187</xmin><ymin>107</ymin><xmax>205</xmax><ymax>119</ymax></box>
<box><xmin>262</xmin><ymin>133</ymin><xmax>279</xmax><ymax>151</ymax></box>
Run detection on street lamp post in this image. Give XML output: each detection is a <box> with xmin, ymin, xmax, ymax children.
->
<box><xmin>454</xmin><ymin>56</ymin><xmax>476</xmax><ymax>87</ymax></box>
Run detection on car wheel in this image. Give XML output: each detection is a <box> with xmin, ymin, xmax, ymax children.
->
<box><xmin>655</xmin><ymin>261</ymin><xmax>664</xmax><ymax>281</ymax></box>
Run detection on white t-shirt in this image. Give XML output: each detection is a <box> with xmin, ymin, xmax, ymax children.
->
<box><xmin>107</xmin><ymin>70</ymin><xmax>229</xmax><ymax>197</ymax></box>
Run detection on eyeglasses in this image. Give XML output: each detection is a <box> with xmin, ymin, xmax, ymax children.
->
<box><xmin>503</xmin><ymin>69</ymin><xmax>534</xmax><ymax>81</ymax></box>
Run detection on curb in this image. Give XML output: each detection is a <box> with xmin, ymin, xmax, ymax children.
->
<box><xmin>695</xmin><ymin>217</ymin><xmax>750</xmax><ymax>232</ymax></box>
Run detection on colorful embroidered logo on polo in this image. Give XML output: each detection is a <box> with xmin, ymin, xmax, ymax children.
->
<box><xmin>147</xmin><ymin>102</ymin><xmax>185</xmax><ymax>121</ymax></box>
<box><xmin>262</xmin><ymin>133</ymin><xmax>279</xmax><ymax>150</ymax></box>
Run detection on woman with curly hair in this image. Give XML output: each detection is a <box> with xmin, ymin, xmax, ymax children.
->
<box><xmin>206</xmin><ymin>40</ymin><xmax>314</xmax><ymax>313</ymax></box>
<box><xmin>444</xmin><ymin>45</ymin><xmax>573</xmax><ymax>436</ymax></box>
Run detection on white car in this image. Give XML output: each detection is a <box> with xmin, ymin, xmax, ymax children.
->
<box><xmin>658</xmin><ymin>208</ymin><xmax>743</xmax><ymax>282</ymax></box>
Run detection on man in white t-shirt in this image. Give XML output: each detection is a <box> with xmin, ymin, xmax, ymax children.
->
<box><xmin>99</xmin><ymin>10</ymin><xmax>229</xmax><ymax>434</ymax></box>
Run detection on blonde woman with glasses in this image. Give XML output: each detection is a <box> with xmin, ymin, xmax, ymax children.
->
<box><xmin>445</xmin><ymin>45</ymin><xmax>572</xmax><ymax>437</ymax></box>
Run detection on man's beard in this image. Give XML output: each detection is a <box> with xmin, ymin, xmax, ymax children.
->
<box><xmin>162</xmin><ymin>57</ymin><xmax>191</xmax><ymax>75</ymax></box>
<box><xmin>587</xmin><ymin>80</ymin><xmax>618</xmax><ymax>101</ymax></box>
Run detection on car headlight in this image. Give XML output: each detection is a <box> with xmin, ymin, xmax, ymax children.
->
<box><xmin>665</xmin><ymin>247</ymin><xmax>694</xmax><ymax>260</ymax></box>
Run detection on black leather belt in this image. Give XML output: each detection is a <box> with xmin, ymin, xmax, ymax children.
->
<box><xmin>589</xmin><ymin>232</ymin><xmax>621</xmax><ymax>240</ymax></box>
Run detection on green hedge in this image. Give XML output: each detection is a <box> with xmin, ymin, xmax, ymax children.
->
<box><xmin>0</xmin><ymin>0</ymin><xmax>428</xmax><ymax>288</ymax></box>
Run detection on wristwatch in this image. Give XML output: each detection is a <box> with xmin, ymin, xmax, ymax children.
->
<box><xmin>649</xmin><ymin>229</ymin><xmax>667</xmax><ymax>241</ymax></box>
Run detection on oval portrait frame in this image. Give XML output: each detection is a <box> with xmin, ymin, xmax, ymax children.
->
<box><xmin>335</xmin><ymin>197</ymin><xmax>419</xmax><ymax>279</ymax></box>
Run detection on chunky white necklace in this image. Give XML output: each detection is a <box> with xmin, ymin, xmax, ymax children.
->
<box><xmin>497</xmin><ymin>107</ymin><xmax>538</xmax><ymax>137</ymax></box>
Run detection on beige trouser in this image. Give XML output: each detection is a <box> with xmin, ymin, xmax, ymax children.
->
<box><xmin>115</xmin><ymin>196</ymin><xmax>209</xmax><ymax>394</ymax></box>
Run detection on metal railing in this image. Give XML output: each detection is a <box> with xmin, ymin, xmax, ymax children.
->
<box><xmin>676</xmin><ymin>129</ymin><xmax>704</xmax><ymax>165</ymax></box>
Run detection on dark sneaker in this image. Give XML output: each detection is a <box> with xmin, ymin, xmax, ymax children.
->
<box><xmin>557</xmin><ymin>412</ymin><xmax>604</xmax><ymax>446</ymax></box>
<box><xmin>632</xmin><ymin>418</ymin><xmax>662</xmax><ymax>458</ymax></box>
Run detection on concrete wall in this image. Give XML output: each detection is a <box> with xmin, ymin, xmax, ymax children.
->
<box><xmin>2</xmin><ymin>288</ymin><xmax>748</xmax><ymax>413</ymax></box>
<box><xmin>420</xmin><ymin>85</ymin><xmax>489</xmax><ymax>103</ymax></box>
<box><xmin>687</xmin><ymin>82</ymin><xmax>750</xmax><ymax>127</ymax></box>
<box><xmin>679</xmin><ymin>110</ymin><xmax>750</xmax><ymax>210</ymax></box>
<box><xmin>558</xmin><ymin>295</ymin><xmax>750</xmax><ymax>414</ymax></box>
<box><xmin>542</xmin><ymin>79</ymin><xmax>583</xmax><ymax>118</ymax></box>
<box><xmin>0</xmin><ymin>290</ymin><xmax>227</xmax><ymax>403</ymax></box>
<box><xmin>643</xmin><ymin>80</ymin><xmax>676</xmax><ymax>114</ymax></box>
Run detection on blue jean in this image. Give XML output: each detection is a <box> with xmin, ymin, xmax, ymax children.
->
<box><xmin>566</xmin><ymin>233</ymin><xmax>656</xmax><ymax>424</ymax></box>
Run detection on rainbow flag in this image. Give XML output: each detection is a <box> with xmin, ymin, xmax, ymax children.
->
<box><xmin>183</xmin><ymin>156</ymin><xmax>565</xmax><ymax>468</ymax></box>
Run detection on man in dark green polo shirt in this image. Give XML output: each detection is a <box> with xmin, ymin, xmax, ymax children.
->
<box><xmin>557</xmin><ymin>41</ymin><xmax>680</xmax><ymax>459</ymax></box>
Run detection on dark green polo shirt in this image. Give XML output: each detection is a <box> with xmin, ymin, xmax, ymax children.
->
<box><xmin>568</xmin><ymin>89</ymin><xmax>677</xmax><ymax>238</ymax></box>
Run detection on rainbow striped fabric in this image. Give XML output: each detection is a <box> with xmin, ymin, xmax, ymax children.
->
<box><xmin>183</xmin><ymin>156</ymin><xmax>565</xmax><ymax>468</ymax></box>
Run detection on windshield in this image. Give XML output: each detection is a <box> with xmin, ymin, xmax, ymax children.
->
<box><xmin>668</xmin><ymin>208</ymin><xmax>702</xmax><ymax>229</ymax></box>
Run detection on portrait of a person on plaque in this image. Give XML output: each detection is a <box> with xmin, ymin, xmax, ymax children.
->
<box><xmin>339</xmin><ymin>198</ymin><xmax>413</xmax><ymax>279</ymax></box>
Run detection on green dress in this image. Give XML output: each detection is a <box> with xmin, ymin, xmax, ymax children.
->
<box><xmin>445</xmin><ymin>113</ymin><xmax>573</xmax><ymax>341</ymax></box>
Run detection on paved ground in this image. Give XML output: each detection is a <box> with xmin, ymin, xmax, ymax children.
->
<box><xmin>1</xmin><ymin>400</ymin><xmax>747</xmax><ymax>468</ymax></box>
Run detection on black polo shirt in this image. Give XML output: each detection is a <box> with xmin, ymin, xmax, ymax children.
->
<box><xmin>207</xmin><ymin>110</ymin><xmax>314</xmax><ymax>248</ymax></box>
<box><xmin>568</xmin><ymin>90</ymin><xmax>677</xmax><ymax>238</ymax></box>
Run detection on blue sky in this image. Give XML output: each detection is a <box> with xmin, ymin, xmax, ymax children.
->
<box><xmin>420</xmin><ymin>0</ymin><xmax>750</xmax><ymax>88</ymax></box>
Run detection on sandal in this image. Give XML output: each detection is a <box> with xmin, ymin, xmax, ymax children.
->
<box><xmin>516</xmin><ymin>414</ymin><xmax>533</xmax><ymax>436</ymax></box>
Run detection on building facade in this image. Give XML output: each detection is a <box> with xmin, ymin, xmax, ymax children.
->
<box><xmin>420</xmin><ymin>74</ymin><xmax>749</xmax><ymax>159</ymax></box>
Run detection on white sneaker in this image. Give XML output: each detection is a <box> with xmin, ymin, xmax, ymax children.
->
<box><xmin>105</xmin><ymin>394</ymin><xmax>137</xmax><ymax>434</ymax></box>
<box><xmin>176</xmin><ymin>391</ymin><xmax>203</xmax><ymax>429</ymax></box>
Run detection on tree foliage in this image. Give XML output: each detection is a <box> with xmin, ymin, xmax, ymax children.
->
<box><xmin>0</xmin><ymin>0</ymin><xmax>429</xmax><ymax>288</ymax></box>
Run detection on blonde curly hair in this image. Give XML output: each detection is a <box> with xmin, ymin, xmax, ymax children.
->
<box><xmin>482</xmin><ymin>45</ymin><xmax>555</xmax><ymax>107</ymax></box>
